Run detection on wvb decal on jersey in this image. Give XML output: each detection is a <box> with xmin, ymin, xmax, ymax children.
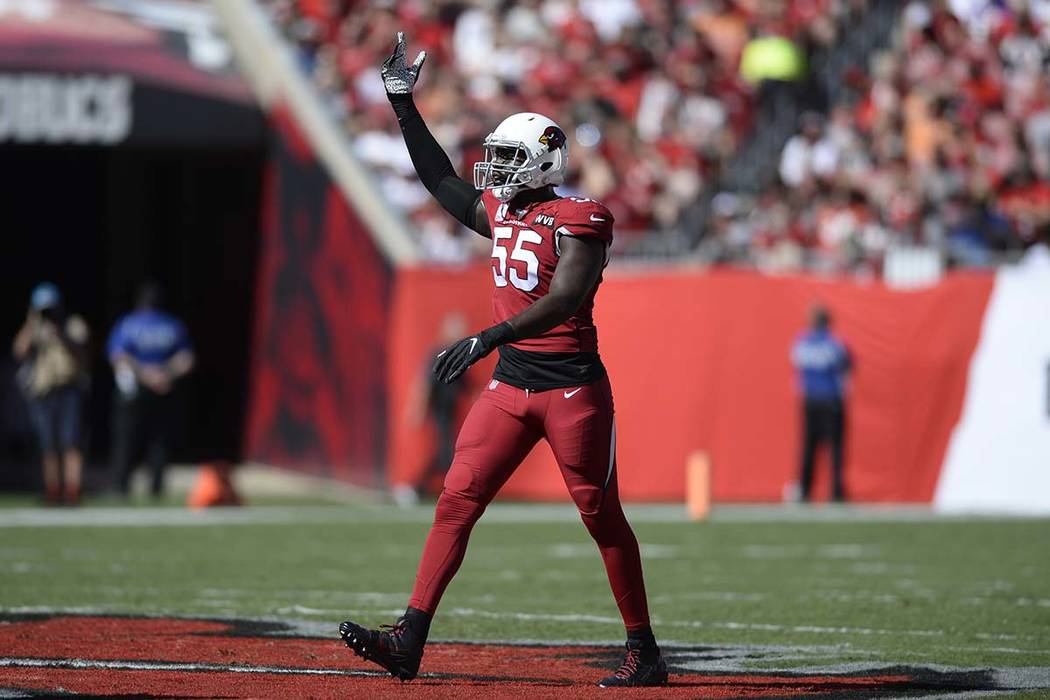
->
<box><xmin>534</xmin><ymin>214</ymin><xmax>555</xmax><ymax>229</ymax></box>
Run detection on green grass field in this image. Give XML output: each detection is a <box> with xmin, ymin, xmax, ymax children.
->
<box><xmin>3</xmin><ymin>499</ymin><xmax>1048</xmax><ymax>681</ymax></box>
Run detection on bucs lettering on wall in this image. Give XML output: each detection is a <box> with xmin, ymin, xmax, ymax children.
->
<box><xmin>0</xmin><ymin>74</ymin><xmax>132</xmax><ymax>145</ymax></box>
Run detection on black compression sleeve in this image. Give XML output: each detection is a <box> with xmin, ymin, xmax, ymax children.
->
<box><xmin>389</xmin><ymin>94</ymin><xmax>481</xmax><ymax>231</ymax></box>
<box><xmin>436</xmin><ymin>177</ymin><xmax>484</xmax><ymax>231</ymax></box>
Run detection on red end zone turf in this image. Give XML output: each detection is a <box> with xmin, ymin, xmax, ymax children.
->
<box><xmin>0</xmin><ymin>615</ymin><xmax>1005</xmax><ymax>698</ymax></box>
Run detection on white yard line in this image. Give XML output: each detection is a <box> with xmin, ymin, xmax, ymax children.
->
<box><xmin>943</xmin><ymin>646</ymin><xmax>1050</xmax><ymax>656</ymax></box>
<box><xmin>443</xmin><ymin>607</ymin><xmax>953</xmax><ymax>638</ymax></box>
<box><xmin>0</xmin><ymin>656</ymin><xmax>382</xmax><ymax>677</ymax></box>
<box><xmin>6</xmin><ymin>604</ymin><xmax>1033</xmax><ymax>642</ymax></box>
<box><xmin>652</xmin><ymin>591</ymin><xmax>768</xmax><ymax>602</ymax></box>
<box><xmin>2</xmin><ymin>503</ymin><xmax>1042</xmax><ymax>528</ymax></box>
<box><xmin>0</xmin><ymin>506</ymin><xmax>376</xmax><ymax>528</ymax></box>
<box><xmin>2</xmin><ymin>655</ymin><xmax>1046</xmax><ymax>696</ymax></box>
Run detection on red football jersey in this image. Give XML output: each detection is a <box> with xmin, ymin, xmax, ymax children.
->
<box><xmin>481</xmin><ymin>189</ymin><xmax>613</xmax><ymax>354</ymax></box>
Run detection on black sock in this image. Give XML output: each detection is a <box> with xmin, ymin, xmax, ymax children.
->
<box><xmin>403</xmin><ymin>607</ymin><xmax>432</xmax><ymax>644</ymax></box>
<box><xmin>626</xmin><ymin>626</ymin><xmax>659</xmax><ymax>661</ymax></box>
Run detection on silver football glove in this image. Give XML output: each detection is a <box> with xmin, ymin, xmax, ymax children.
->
<box><xmin>381</xmin><ymin>32</ymin><xmax>427</xmax><ymax>96</ymax></box>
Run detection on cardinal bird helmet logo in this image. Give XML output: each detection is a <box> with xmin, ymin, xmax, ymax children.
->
<box><xmin>538</xmin><ymin>126</ymin><xmax>566</xmax><ymax>152</ymax></box>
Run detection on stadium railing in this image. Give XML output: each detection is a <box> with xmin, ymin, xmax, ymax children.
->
<box><xmin>211</xmin><ymin>0</ymin><xmax>418</xmax><ymax>265</ymax></box>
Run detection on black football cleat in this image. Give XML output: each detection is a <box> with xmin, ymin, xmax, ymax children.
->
<box><xmin>598</xmin><ymin>642</ymin><xmax>669</xmax><ymax>687</ymax></box>
<box><xmin>339</xmin><ymin>616</ymin><xmax>424</xmax><ymax>681</ymax></box>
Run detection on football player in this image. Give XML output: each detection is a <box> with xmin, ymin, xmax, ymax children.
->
<box><xmin>340</xmin><ymin>34</ymin><xmax>667</xmax><ymax>688</ymax></box>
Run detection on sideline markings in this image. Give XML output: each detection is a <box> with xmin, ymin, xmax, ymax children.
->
<box><xmin>0</xmin><ymin>614</ymin><xmax>1047</xmax><ymax>698</ymax></box>
<box><xmin>1</xmin><ymin>605</ymin><xmax>965</xmax><ymax>640</ymax></box>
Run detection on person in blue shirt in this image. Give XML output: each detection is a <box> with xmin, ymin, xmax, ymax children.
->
<box><xmin>107</xmin><ymin>283</ymin><xmax>195</xmax><ymax>497</ymax></box>
<box><xmin>790</xmin><ymin>305</ymin><xmax>851</xmax><ymax>502</ymax></box>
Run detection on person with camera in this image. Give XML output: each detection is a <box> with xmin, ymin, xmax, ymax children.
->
<box><xmin>12</xmin><ymin>283</ymin><xmax>91</xmax><ymax>506</ymax></box>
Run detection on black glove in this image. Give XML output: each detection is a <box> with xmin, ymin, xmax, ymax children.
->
<box><xmin>381</xmin><ymin>31</ymin><xmax>427</xmax><ymax>97</ymax></box>
<box><xmin>433</xmin><ymin>322</ymin><xmax>515</xmax><ymax>384</ymax></box>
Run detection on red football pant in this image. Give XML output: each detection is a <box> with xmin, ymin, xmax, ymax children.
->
<box><xmin>408</xmin><ymin>375</ymin><xmax>651</xmax><ymax>631</ymax></box>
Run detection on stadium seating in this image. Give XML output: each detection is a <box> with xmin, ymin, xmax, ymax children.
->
<box><xmin>716</xmin><ymin>0</ymin><xmax>1050</xmax><ymax>274</ymax></box>
<box><xmin>263</xmin><ymin>0</ymin><xmax>1049</xmax><ymax>272</ymax></box>
<box><xmin>262</xmin><ymin>0</ymin><xmax>842</xmax><ymax>257</ymax></box>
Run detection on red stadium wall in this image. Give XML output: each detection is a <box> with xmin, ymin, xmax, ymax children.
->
<box><xmin>244</xmin><ymin>106</ymin><xmax>391</xmax><ymax>484</ymax></box>
<box><xmin>387</xmin><ymin>266</ymin><xmax>994</xmax><ymax>502</ymax></box>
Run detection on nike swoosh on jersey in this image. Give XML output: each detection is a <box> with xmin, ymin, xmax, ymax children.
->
<box><xmin>468</xmin><ymin>337</ymin><xmax>478</xmax><ymax>354</ymax></box>
<box><xmin>589</xmin><ymin>214</ymin><xmax>605</xmax><ymax>222</ymax></box>
<box><xmin>564</xmin><ymin>388</ymin><xmax>582</xmax><ymax>398</ymax></box>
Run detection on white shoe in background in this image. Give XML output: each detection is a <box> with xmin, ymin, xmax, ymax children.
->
<box><xmin>391</xmin><ymin>484</ymin><xmax>420</xmax><ymax>508</ymax></box>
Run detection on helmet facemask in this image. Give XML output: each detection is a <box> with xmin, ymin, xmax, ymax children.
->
<box><xmin>473</xmin><ymin>138</ymin><xmax>537</xmax><ymax>202</ymax></box>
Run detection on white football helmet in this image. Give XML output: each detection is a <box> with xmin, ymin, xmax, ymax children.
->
<box><xmin>473</xmin><ymin>112</ymin><xmax>568</xmax><ymax>202</ymax></box>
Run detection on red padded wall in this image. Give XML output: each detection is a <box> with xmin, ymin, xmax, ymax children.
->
<box><xmin>244</xmin><ymin>106</ymin><xmax>391</xmax><ymax>484</ymax></box>
<box><xmin>387</xmin><ymin>265</ymin><xmax>994</xmax><ymax>502</ymax></box>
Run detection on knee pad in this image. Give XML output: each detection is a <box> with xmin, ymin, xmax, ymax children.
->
<box><xmin>570</xmin><ymin>484</ymin><xmax>605</xmax><ymax>518</ymax></box>
<box><xmin>434</xmin><ymin>488</ymin><xmax>486</xmax><ymax>528</ymax></box>
<box><xmin>576</xmin><ymin>488</ymin><xmax>634</xmax><ymax>545</ymax></box>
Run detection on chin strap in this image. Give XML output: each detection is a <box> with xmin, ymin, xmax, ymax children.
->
<box><xmin>494</xmin><ymin>186</ymin><xmax>520</xmax><ymax>202</ymax></box>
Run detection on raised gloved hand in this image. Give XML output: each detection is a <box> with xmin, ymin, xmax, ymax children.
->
<box><xmin>381</xmin><ymin>32</ymin><xmax>427</xmax><ymax>97</ymax></box>
<box><xmin>433</xmin><ymin>322</ymin><xmax>515</xmax><ymax>384</ymax></box>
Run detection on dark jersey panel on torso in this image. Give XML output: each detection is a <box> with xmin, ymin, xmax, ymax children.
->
<box><xmin>480</xmin><ymin>190</ymin><xmax>614</xmax><ymax>390</ymax></box>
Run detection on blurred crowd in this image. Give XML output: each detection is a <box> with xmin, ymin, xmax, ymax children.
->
<box><xmin>702</xmin><ymin>0</ymin><xmax>1050</xmax><ymax>273</ymax></box>
<box><xmin>266</xmin><ymin>0</ymin><xmax>1049</xmax><ymax>273</ymax></box>
<box><xmin>265</xmin><ymin>0</ymin><xmax>853</xmax><ymax>261</ymax></box>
